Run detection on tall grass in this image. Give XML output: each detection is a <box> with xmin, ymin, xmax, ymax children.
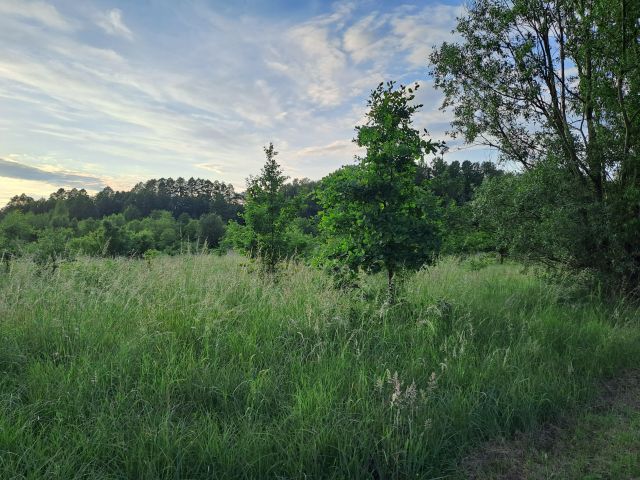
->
<box><xmin>0</xmin><ymin>255</ymin><xmax>638</xmax><ymax>478</ymax></box>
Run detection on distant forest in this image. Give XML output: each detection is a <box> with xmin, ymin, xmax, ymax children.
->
<box><xmin>0</xmin><ymin>158</ymin><xmax>502</xmax><ymax>262</ymax></box>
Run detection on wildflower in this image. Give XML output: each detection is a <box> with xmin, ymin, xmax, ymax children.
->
<box><xmin>389</xmin><ymin>371</ymin><xmax>402</xmax><ymax>407</ymax></box>
<box><xmin>405</xmin><ymin>381</ymin><xmax>417</xmax><ymax>406</ymax></box>
<box><xmin>428</xmin><ymin>372</ymin><xmax>437</xmax><ymax>392</ymax></box>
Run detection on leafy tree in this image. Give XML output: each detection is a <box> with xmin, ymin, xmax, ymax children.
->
<box><xmin>220</xmin><ymin>221</ymin><xmax>254</xmax><ymax>254</ymax></box>
<box><xmin>49</xmin><ymin>201</ymin><xmax>71</xmax><ymax>229</ymax></box>
<box><xmin>182</xmin><ymin>219</ymin><xmax>200</xmax><ymax>242</ymax></box>
<box><xmin>0</xmin><ymin>211</ymin><xmax>36</xmax><ymax>257</ymax></box>
<box><xmin>95</xmin><ymin>187</ymin><xmax>120</xmax><ymax>217</ymax></box>
<box><xmin>130</xmin><ymin>229</ymin><xmax>155</xmax><ymax>255</ymax></box>
<box><xmin>430</xmin><ymin>0</ymin><xmax>640</xmax><ymax>288</ymax></box>
<box><xmin>282</xmin><ymin>178</ymin><xmax>321</xmax><ymax>219</ymax></box>
<box><xmin>198</xmin><ymin>213</ymin><xmax>225</xmax><ymax>247</ymax></box>
<box><xmin>317</xmin><ymin>82</ymin><xmax>442</xmax><ymax>298</ymax></box>
<box><xmin>243</xmin><ymin>143</ymin><xmax>291</xmax><ymax>273</ymax></box>
<box><xmin>65</xmin><ymin>189</ymin><xmax>96</xmax><ymax>219</ymax></box>
<box><xmin>29</xmin><ymin>228</ymin><xmax>73</xmax><ymax>265</ymax></box>
<box><xmin>473</xmin><ymin>160</ymin><xmax>607</xmax><ymax>268</ymax></box>
<box><xmin>101</xmin><ymin>220</ymin><xmax>129</xmax><ymax>256</ymax></box>
<box><xmin>68</xmin><ymin>231</ymin><xmax>103</xmax><ymax>256</ymax></box>
<box><xmin>416</xmin><ymin>158</ymin><xmax>503</xmax><ymax>255</ymax></box>
<box><xmin>123</xmin><ymin>205</ymin><xmax>142</xmax><ymax>221</ymax></box>
<box><xmin>158</xmin><ymin>227</ymin><xmax>178</xmax><ymax>252</ymax></box>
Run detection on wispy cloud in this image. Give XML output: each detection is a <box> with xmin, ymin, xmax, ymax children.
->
<box><xmin>0</xmin><ymin>1</ymin><xmax>488</xmax><ymax>206</ymax></box>
<box><xmin>0</xmin><ymin>158</ymin><xmax>105</xmax><ymax>189</ymax></box>
<box><xmin>290</xmin><ymin>140</ymin><xmax>359</xmax><ymax>159</ymax></box>
<box><xmin>96</xmin><ymin>8</ymin><xmax>133</xmax><ymax>41</ymax></box>
<box><xmin>0</xmin><ymin>0</ymin><xmax>74</xmax><ymax>31</ymax></box>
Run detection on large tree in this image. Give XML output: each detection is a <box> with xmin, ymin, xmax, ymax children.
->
<box><xmin>317</xmin><ymin>82</ymin><xmax>442</xmax><ymax>298</ymax></box>
<box><xmin>430</xmin><ymin>0</ymin><xmax>640</xmax><ymax>287</ymax></box>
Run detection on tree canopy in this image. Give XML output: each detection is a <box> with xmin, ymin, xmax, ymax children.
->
<box><xmin>317</xmin><ymin>82</ymin><xmax>443</xmax><ymax>296</ymax></box>
<box><xmin>430</xmin><ymin>0</ymin><xmax>640</xmax><ymax>289</ymax></box>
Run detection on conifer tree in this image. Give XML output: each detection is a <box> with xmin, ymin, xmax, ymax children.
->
<box><xmin>243</xmin><ymin>143</ymin><xmax>291</xmax><ymax>273</ymax></box>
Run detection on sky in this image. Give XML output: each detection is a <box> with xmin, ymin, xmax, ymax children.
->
<box><xmin>0</xmin><ymin>0</ymin><xmax>496</xmax><ymax>206</ymax></box>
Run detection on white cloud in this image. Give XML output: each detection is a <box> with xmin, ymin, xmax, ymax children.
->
<box><xmin>290</xmin><ymin>140</ymin><xmax>359</xmax><ymax>159</ymax></box>
<box><xmin>0</xmin><ymin>1</ymin><xmax>475</xmax><ymax>202</ymax></box>
<box><xmin>0</xmin><ymin>0</ymin><xmax>73</xmax><ymax>31</ymax></box>
<box><xmin>96</xmin><ymin>8</ymin><xmax>133</xmax><ymax>41</ymax></box>
<box><xmin>390</xmin><ymin>4</ymin><xmax>463</xmax><ymax>67</ymax></box>
<box><xmin>343</xmin><ymin>13</ymin><xmax>389</xmax><ymax>64</ymax></box>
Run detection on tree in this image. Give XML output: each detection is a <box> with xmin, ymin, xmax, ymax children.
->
<box><xmin>198</xmin><ymin>213</ymin><xmax>225</xmax><ymax>247</ymax></box>
<box><xmin>243</xmin><ymin>143</ymin><xmax>291</xmax><ymax>273</ymax></box>
<box><xmin>317</xmin><ymin>82</ymin><xmax>442</xmax><ymax>299</ymax></box>
<box><xmin>123</xmin><ymin>205</ymin><xmax>143</xmax><ymax>222</ymax></box>
<box><xmin>473</xmin><ymin>159</ymin><xmax>606</xmax><ymax>268</ymax></box>
<box><xmin>65</xmin><ymin>189</ymin><xmax>96</xmax><ymax>219</ymax></box>
<box><xmin>430</xmin><ymin>0</ymin><xmax>640</xmax><ymax>288</ymax></box>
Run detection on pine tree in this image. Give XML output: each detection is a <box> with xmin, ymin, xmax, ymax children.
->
<box><xmin>243</xmin><ymin>143</ymin><xmax>291</xmax><ymax>273</ymax></box>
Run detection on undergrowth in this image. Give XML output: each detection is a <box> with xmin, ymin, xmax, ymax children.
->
<box><xmin>0</xmin><ymin>255</ymin><xmax>638</xmax><ymax>478</ymax></box>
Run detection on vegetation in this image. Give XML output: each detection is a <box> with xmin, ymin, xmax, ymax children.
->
<box><xmin>461</xmin><ymin>371</ymin><xmax>640</xmax><ymax>479</ymax></box>
<box><xmin>0</xmin><ymin>158</ymin><xmax>501</xmax><ymax>269</ymax></box>
<box><xmin>430</xmin><ymin>0</ymin><xmax>640</xmax><ymax>291</ymax></box>
<box><xmin>1</xmin><ymin>1</ymin><xmax>638</xmax><ymax>477</ymax></box>
<box><xmin>233</xmin><ymin>143</ymin><xmax>293</xmax><ymax>273</ymax></box>
<box><xmin>0</xmin><ymin>179</ymin><xmax>243</xmax><ymax>259</ymax></box>
<box><xmin>1</xmin><ymin>255</ymin><xmax>639</xmax><ymax>478</ymax></box>
<box><xmin>317</xmin><ymin>82</ymin><xmax>442</xmax><ymax>297</ymax></box>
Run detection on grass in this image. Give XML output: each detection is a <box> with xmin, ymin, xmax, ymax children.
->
<box><xmin>461</xmin><ymin>371</ymin><xmax>640</xmax><ymax>479</ymax></box>
<box><xmin>0</xmin><ymin>254</ymin><xmax>638</xmax><ymax>478</ymax></box>
<box><xmin>543</xmin><ymin>401</ymin><xmax>640</xmax><ymax>479</ymax></box>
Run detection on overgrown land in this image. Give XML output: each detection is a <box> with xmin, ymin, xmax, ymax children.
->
<box><xmin>1</xmin><ymin>255</ymin><xmax>639</xmax><ymax>478</ymax></box>
<box><xmin>1</xmin><ymin>0</ymin><xmax>639</xmax><ymax>477</ymax></box>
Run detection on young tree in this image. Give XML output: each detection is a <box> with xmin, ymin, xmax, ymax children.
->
<box><xmin>243</xmin><ymin>143</ymin><xmax>291</xmax><ymax>273</ymax></box>
<box><xmin>317</xmin><ymin>82</ymin><xmax>442</xmax><ymax>299</ymax></box>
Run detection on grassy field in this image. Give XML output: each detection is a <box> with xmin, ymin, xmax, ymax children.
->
<box><xmin>461</xmin><ymin>370</ymin><xmax>640</xmax><ymax>479</ymax></box>
<box><xmin>0</xmin><ymin>255</ymin><xmax>639</xmax><ymax>478</ymax></box>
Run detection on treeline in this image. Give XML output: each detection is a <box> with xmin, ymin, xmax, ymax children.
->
<box><xmin>3</xmin><ymin>177</ymin><xmax>241</xmax><ymax>220</ymax></box>
<box><xmin>0</xmin><ymin>157</ymin><xmax>502</xmax><ymax>264</ymax></box>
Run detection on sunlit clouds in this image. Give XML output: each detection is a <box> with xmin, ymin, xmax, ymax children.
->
<box><xmin>0</xmin><ymin>0</ymin><xmax>491</xmax><ymax>206</ymax></box>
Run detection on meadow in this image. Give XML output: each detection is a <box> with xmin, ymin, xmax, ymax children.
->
<box><xmin>1</xmin><ymin>254</ymin><xmax>639</xmax><ymax>478</ymax></box>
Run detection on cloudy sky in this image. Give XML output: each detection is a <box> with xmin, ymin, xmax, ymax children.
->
<box><xmin>0</xmin><ymin>0</ymin><xmax>495</xmax><ymax>206</ymax></box>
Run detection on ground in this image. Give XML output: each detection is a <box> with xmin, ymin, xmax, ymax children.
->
<box><xmin>461</xmin><ymin>370</ymin><xmax>640</xmax><ymax>479</ymax></box>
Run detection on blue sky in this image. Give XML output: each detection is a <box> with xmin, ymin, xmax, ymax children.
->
<box><xmin>0</xmin><ymin>0</ymin><xmax>495</xmax><ymax>205</ymax></box>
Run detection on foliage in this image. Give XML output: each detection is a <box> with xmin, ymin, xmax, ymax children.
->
<box><xmin>430</xmin><ymin>0</ymin><xmax>640</xmax><ymax>289</ymax></box>
<box><xmin>472</xmin><ymin>158</ymin><xmax>624</xmax><ymax>285</ymax></box>
<box><xmin>317</xmin><ymin>82</ymin><xmax>442</xmax><ymax>295</ymax></box>
<box><xmin>197</xmin><ymin>213</ymin><xmax>225</xmax><ymax>248</ymax></box>
<box><xmin>1</xmin><ymin>178</ymin><xmax>242</xmax><ymax>223</ymax></box>
<box><xmin>28</xmin><ymin>228</ymin><xmax>74</xmax><ymax>265</ymax></box>
<box><xmin>241</xmin><ymin>143</ymin><xmax>293</xmax><ymax>273</ymax></box>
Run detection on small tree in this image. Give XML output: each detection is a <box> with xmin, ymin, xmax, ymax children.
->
<box><xmin>317</xmin><ymin>81</ymin><xmax>442</xmax><ymax>299</ymax></box>
<box><xmin>243</xmin><ymin>143</ymin><xmax>291</xmax><ymax>273</ymax></box>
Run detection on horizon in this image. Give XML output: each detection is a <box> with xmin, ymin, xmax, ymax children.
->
<box><xmin>0</xmin><ymin>0</ymin><xmax>496</xmax><ymax>207</ymax></box>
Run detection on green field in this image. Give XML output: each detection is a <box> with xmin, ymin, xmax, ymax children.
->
<box><xmin>1</xmin><ymin>255</ymin><xmax>639</xmax><ymax>478</ymax></box>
